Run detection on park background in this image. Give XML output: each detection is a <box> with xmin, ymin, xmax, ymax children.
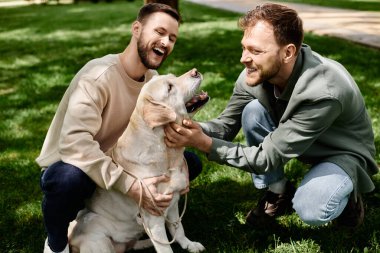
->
<box><xmin>0</xmin><ymin>0</ymin><xmax>379</xmax><ymax>252</ymax></box>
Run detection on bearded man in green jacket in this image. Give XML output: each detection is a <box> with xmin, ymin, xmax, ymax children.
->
<box><xmin>165</xmin><ymin>3</ymin><xmax>378</xmax><ymax>228</ymax></box>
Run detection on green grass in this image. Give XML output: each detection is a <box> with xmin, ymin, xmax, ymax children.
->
<box><xmin>274</xmin><ymin>0</ymin><xmax>380</xmax><ymax>11</ymax></box>
<box><xmin>0</xmin><ymin>1</ymin><xmax>379</xmax><ymax>252</ymax></box>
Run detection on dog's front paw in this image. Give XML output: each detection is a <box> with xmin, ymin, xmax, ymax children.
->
<box><xmin>186</xmin><ymin>241</ymin><xmax>205</xmax><ymax>253</ymax></box>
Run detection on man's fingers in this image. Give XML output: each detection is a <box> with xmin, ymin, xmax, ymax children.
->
<box><xmin>166</xmin><ymin>122</ymin><xmax>191</xmax><ymax>137</ymax></box>
<box><xmin>154</xmin><ymin>193</ymin><xmax>172</xmax><ymax>208</ymax></box>
<box><xmin>155</xmin><ymin>192</ymin><xmax>172</xmax><ymax>202</ymax></box>
<box><xmin>165</xmin><ymin>122</ymin><xmax>180</xmax><ymax>134</ymax></box>
<box><xmin>164</xmin><ymin>137</ymin><xmax>174</xmax><ymax>147</ymax></box>
<box><xmin>183</xmin><ymin>118</ymin><xmax>192</xmax><ymax>127</ymax></box>
<box><xmin>152</xmin><ymin>174</ymin><xmax>170</xmax><ymax>184</ymax></box>
<box><xmin>142</xmin><ymin>192</ymin><xmax>172</xmax><ymax>215</ymax></box>
<box><xmin>138</xmin><ymin>175</ymin><xmax>176</xmax><ymax>215</ymax></box>
<box><xmin>164</xmin><ymin>124</ymin><xmax>176</xmax><ymax>136</ymax></box>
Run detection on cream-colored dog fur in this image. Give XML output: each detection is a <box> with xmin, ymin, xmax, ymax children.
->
<box><xmin>69</xmin><ymin>69</ymin><xmax>207</xmax><ymax>253</ymax></box>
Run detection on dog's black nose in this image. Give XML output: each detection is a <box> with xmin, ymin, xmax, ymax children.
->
<box><xmin>191</xmin><ymin>68</ymin><xmax>199</xmax><ymax>78</ymax></box>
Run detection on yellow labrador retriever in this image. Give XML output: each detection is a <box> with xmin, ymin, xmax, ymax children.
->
<box><xmin>69</xmin><ymin>69</ymin><xmax>209</xmax><ymax>253</ymax></box>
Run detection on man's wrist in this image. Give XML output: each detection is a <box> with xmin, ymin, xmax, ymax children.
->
<box><xmin>198</xmin><ymin>135</ymin><xmax>212</xmax><ymax>153</ymax></box>
<box><xmin>114</xmin><ymin>171</ymin><xmax>136</xmax><ymax>194</ymax></box>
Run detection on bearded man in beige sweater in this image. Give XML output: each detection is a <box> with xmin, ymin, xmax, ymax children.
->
<box><xmin>37</xmin><ymin>4</ymin><xmax>202</xmax><ymax>253</ymax></box>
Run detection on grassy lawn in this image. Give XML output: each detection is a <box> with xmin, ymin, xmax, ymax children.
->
<box><xmin>0</xmin><ymin>0</ymin><xmax>379</xmax><ymax>252</ymax></box>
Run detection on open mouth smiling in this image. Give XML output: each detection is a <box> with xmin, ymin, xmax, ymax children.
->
<box><xmin>247</xmin><ymin>67</ymin><xmax>258</xmax><ymax>74</ymax></box>
<box><xmin>153</xmin><ymin>47</ymin><xmax>165</xmax><ymax>56</ymax></box>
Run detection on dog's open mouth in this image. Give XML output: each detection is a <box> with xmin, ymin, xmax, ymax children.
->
<box><xmin>185</xmin><ymin>91</ymin><xmax>209</xmax><ymax>113</ymax></box>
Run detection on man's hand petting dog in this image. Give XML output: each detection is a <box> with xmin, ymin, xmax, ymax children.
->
<box><xmin>164</xmin><ymin>119</ymin><xmax>212</xmax><ymax>154</ymax></box>
<box><xmin>127</xmin><ymin>170</ymin><xmax>190</xmax><ymax>216</ymax></box>
<box><xmin>127</xmin><ymin>175</ymin><xmax>173</xmax><ymax>216</ymax></box>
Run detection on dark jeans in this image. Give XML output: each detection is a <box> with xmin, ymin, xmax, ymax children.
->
<box><xmin>40</xmin><ymin>151</ymin><xmax>202</xmax><ymax>252</ymax></box>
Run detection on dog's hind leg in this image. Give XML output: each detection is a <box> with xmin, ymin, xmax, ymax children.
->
<box><xmin>133</xmin><ymin>239</ymin><xmax>153</xmax><ymax>250</ymax></box>
<box><xmin>79</xmin><ymin>236</ymin><xmax>115</xmax><ymax>253</ymax></box>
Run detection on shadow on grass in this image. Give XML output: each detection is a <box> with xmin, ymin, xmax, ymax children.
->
<box><xmin>0</xmin><ymin>1</ymin><xmax>379</xmax><ymax>252</ymax></box>
<box><xmin>181</xmin><ymin>173</ymin><xmax>380</xmax><ymax>253</ymax></box>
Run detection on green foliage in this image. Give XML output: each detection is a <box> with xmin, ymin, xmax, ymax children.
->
<box><xmin>0</xmin><ymin>1</ymin><xmax>379</xmax><ymax>252</ymax></box>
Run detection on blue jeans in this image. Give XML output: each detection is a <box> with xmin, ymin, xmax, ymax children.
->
<box><xmin>40</xmin><ymin>161</ymin><xmax>95</xmax><ymax>252</ymax></box>
<box><xmin>241</xmin><ymin>99</ymin><xmax>353</xmax><ymax>226</ymax></box>
<box><xmin>40</xmin><ymin>151</ymin><xmax>202</xmax><ymax>252</ymax></box>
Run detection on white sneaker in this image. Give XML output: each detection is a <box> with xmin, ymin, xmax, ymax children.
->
<box><xmin>44</xmin><ymin>238</ymin><xmax>69</xmax><ymax>253</ymax></box>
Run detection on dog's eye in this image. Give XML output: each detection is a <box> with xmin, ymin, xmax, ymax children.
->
<box><xmin>167</xmin><ymin>83</ymin><xmax>174</xmax><ymax>93</ymax></box>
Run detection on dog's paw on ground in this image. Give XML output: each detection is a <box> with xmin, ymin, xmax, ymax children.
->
<box><xmin>186</xmin><ymin>241</ymin><xmax>205</xmax><ymax>253</ymax></box>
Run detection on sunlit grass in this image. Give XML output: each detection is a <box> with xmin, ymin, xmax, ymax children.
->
<box><xmin>0</xmin><ymin>1</ymin><xmax>379</xmax><ymax>252</ymax></box>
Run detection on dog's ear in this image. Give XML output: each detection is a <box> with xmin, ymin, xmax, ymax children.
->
<box><xmin>143</xmin><ymin>96</ymin><xmax>177</xmax><ymax>129</ymax></box>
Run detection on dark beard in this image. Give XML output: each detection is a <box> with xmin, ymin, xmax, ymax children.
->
<box><xmin>137</xmin><ymin>40</ymin><xmax>166</xmax><ymax>69</ymax></box>
<box><xmin>262</xmin><ymin>60</ymin><xmax>281</xmax><ymax>82</ymax></box>
<box><xmin>255</xmin><ymin>56</ymin><xmax>282</xmax><ymax>85</ymax></box>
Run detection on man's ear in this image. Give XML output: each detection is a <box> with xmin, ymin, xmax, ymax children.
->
<box><xmin>143</xmin><ymin>96</ymin><xmax>177</xmax><ymax>129</ymax></box>
<box><xmin>283</xmin><ymin>44</ymin><xmax>297</xmax><ymax>63</ymax></box>
<box><xmin>131</xmin><ymin>21</ymin><xmax>141</xmax><ymax>38</ymax></box>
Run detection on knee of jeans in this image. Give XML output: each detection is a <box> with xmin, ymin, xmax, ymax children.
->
<box><xmin>242</xmin><ymin>100</ymin><xmax>261</xmax><ymax>127</ymax></box>
<box><xmin>294</xmin><ymin>204</ymin><xmax>327</xmax><ymax>226</ymax></box>
<box><xmin>41</xmin><ymin>163</ymin><xmax>95</xmax><ymax>197</ymax></box>
<box><xmin>242</xmin><ymin>99</ymin><xmax>274</xmax><ymax>132</ymax></box>
<box><xmin>293</xmin><ymin>190</ymin><xmax>334</xmax><ymax>226</ymax></box>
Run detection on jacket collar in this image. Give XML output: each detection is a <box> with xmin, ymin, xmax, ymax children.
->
<box><xmin>270</xmin><ymin>44</ymin><xmax>309</xmax><ymax>101</ymax></box>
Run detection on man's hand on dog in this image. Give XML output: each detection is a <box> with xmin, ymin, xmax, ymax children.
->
<box><xmin>164</xmin><ymin>119</ymin><xmax>212</xmax><ymax>153</ymax></box>
<box><xmin>127</xmin><ymin>175</ymin><xmax>173</xmax><ymax>216</ymax></box>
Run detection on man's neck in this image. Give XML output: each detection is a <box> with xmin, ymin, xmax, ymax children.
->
<box><xmin>271</xmin><ymin>57</ymin><xmax>297</xmax><ymax>93</ymax></box>
<box><xmin>119</xmin><ymin>45</ymin><xmax>148</xmax><ymax>82</ymax></box>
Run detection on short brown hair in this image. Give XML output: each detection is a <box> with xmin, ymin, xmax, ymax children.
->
<box><xmin>137</xmin><ymin>3</ymin><xmax>181</xmax><ymax>24</ymax></box>
<box><xmin>239</xmin><ymin>3</ymin><xmax>304</xmax><ymax>53</ymax></box>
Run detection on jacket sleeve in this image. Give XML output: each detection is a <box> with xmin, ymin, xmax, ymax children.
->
<box><xmin>58</xmin><ymin>77</ymin><xmax>134</xmax><ymax>193</ymax></box>
<box><xmin>207</xmin><ymin>99</ymin><xmax>342</xmax><ymax>174</ymax></box>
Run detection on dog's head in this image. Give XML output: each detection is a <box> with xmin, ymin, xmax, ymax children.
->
<box><xmin>138</xmin><ymin>68</ymin><xmax>209</xmax><ymax>129</ymax></box>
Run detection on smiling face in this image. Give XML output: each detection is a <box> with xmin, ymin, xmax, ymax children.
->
<box><xmin>240</xmin><ymin>21</ymin><xmax>283</xmax><ymax>86</ymax></box>
<box><xmin>137</xmin><ymin>12</ymin><xmax>179</xmax><ymax>69</ymax></box>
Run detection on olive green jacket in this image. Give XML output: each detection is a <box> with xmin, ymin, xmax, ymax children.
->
<box><xmin>201</xmin><ymin>44</ymin><xmax>378</xmax><ymax>193</ymax></box>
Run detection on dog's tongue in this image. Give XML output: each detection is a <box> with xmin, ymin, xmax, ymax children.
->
<box><xmin>186</xmin><ymin>92</ymin><xmax>208</xmax><ymax>106</ymax></box>
<box><xmin>185</xmin><ymin>97</ymin><xmax>198</xmax><ymax>107</ymax></box>
<box><xmin>186</xmin><ymin>91</ymin><xmax>209</xmax><ymax>113</ymax></box>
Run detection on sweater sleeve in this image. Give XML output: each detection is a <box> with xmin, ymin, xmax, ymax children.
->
<box><xmin>59</xmin><ymin>77</ymin><xmax>134</xmax><ymax>193</ymax></box>
<box><xmin>207</xmin><ymin>99</ymin><xmax>342</xmax><ymax>174</ymax></box>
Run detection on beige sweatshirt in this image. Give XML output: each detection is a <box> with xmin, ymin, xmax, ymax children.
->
<box><xmin>36</xmin><ymin>54</ymin><xmax>157</xmax><ymax>194</ymax></box>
